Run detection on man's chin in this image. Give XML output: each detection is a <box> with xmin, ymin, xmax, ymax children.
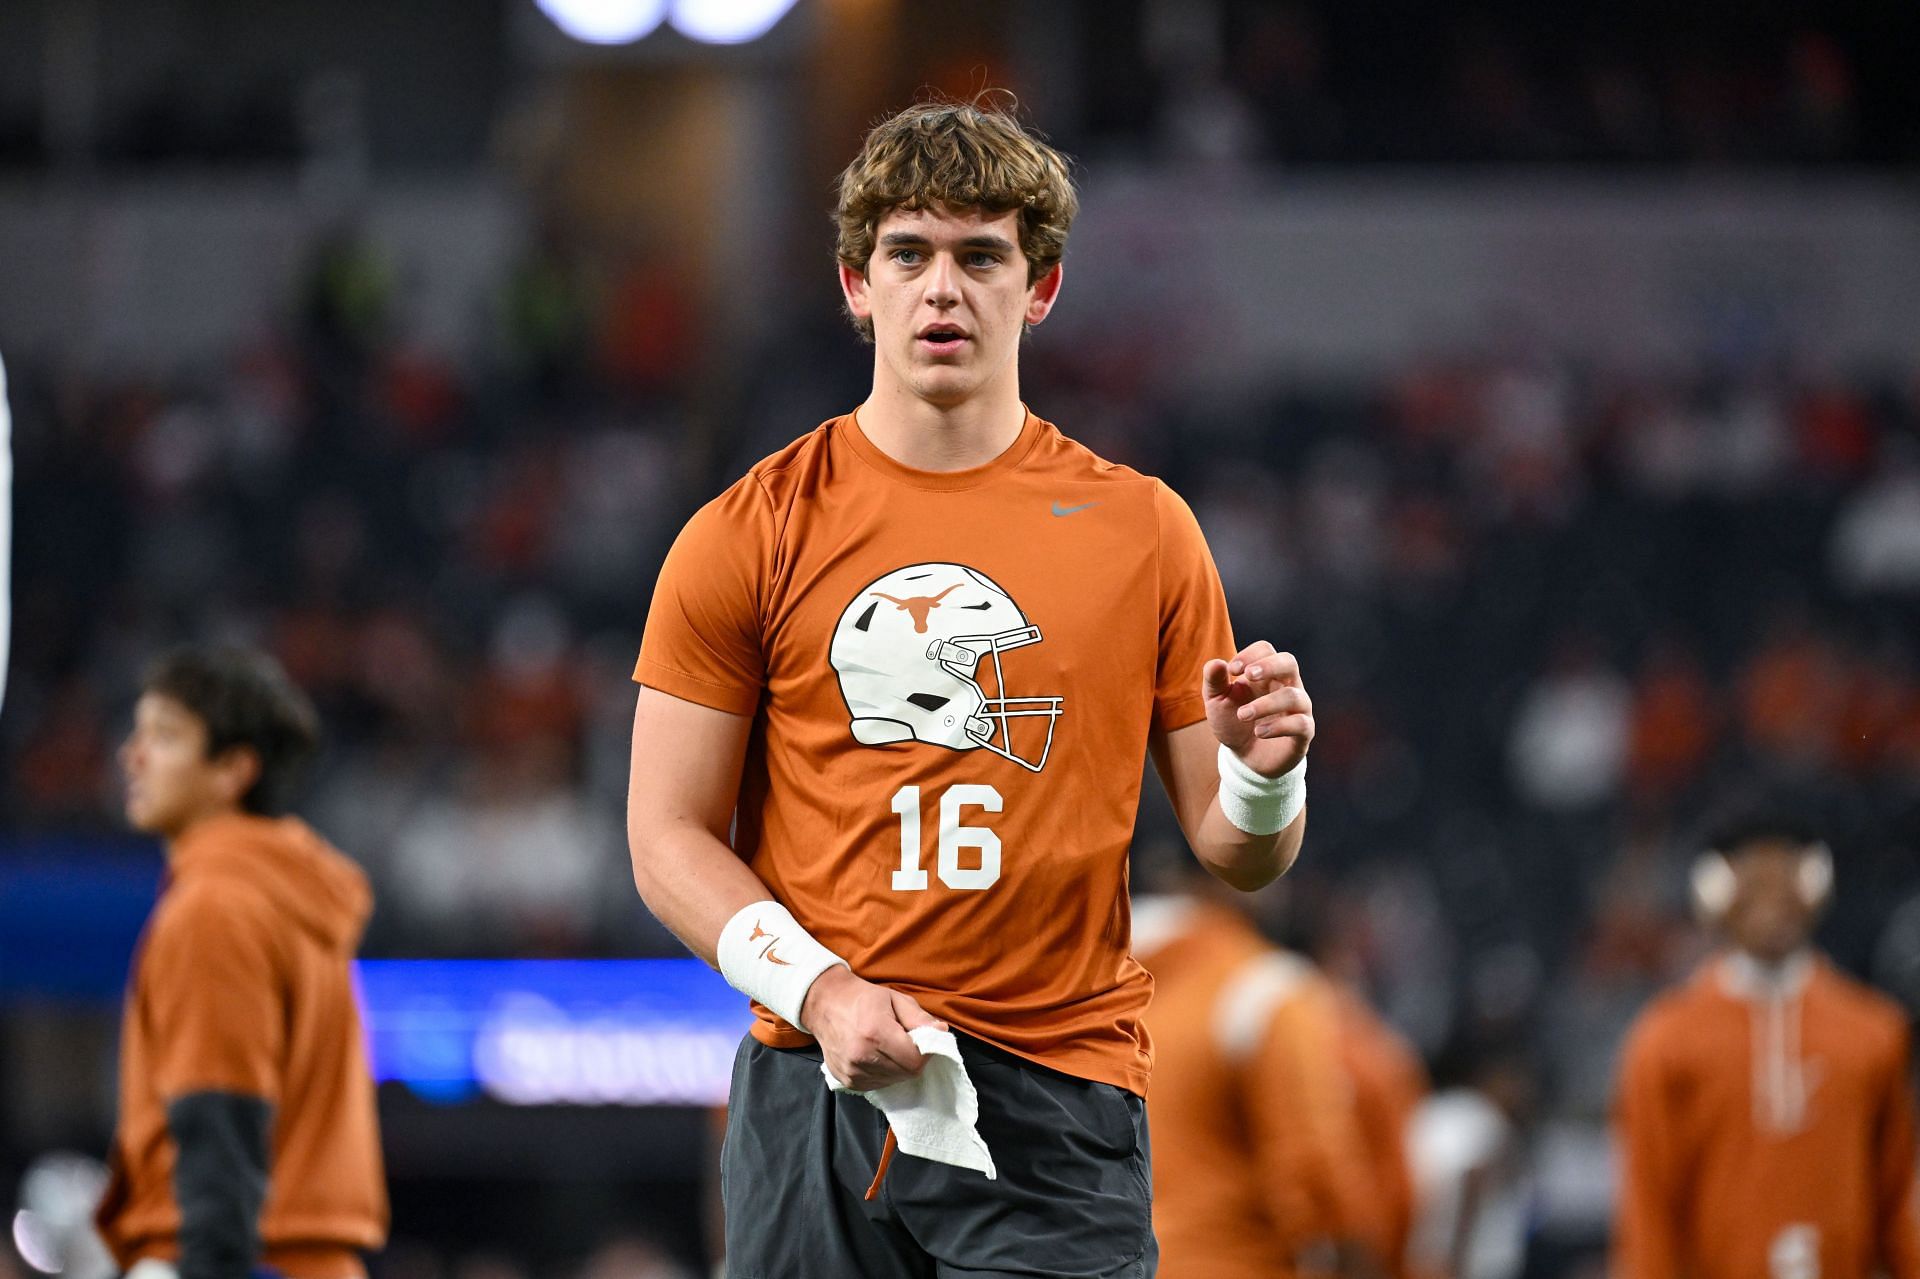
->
<box><xmin>125</xmin><ymin>802</ymin><xmax>166</xmax><ymax>835</ymax></box>
<box><xmin>909</xmin><ymin>370</ymin><xmax>977</xmax><ymax>407</ymax></box>
<box><xmin>1741</xmin><ymin>932</ymin><xmax>1811</xmax><ymax>965</ymax></box>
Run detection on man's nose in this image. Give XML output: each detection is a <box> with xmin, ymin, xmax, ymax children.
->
<box><xmin>924</xmin><ymin>253</ymin><xmax>960</xmax><ymax>305</ymax></box>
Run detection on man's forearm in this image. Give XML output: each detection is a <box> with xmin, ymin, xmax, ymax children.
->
<box><xmin>631</xmin><ymin>815</ymin><xmax>853</xmax><ymax>1035</ymax></box>
<box><xmin>1190</xmin><ymin>802</ymin><xmax>1304</xmax><ymax>891</ymax></box>
<box><xmin>627</xmin><ymin>815</ymin><xmax>784</xmax><ymax>965</ymax></box>
<box><xmin>1150</xmin><ymin>720</ymin><xmax>1307</xmax><ymax>892</ymax></box>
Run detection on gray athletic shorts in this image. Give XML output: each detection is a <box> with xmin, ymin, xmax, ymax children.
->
<box><xmin>721</xmin><ymin>1030</ymin><xmax>1157</xmax><ymax>1279</ymax></box>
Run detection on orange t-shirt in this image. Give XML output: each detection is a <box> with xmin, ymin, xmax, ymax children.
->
<box><xmin>1134</xmin><ymin>897</ymin><xmax>1383</xmax><ymax>1278</ymax></box>
<box><xmin>634</xmin><ymin>409</ymin><xmax>1234</xmax><ymax>1094</ymax></box>
<box><xmin>1613</xmin><ymin>955</ymin><xmax>1920</xmax><ymax>1279</ymax></box>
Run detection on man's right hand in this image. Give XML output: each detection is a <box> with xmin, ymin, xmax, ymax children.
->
<box><xmin>801</xmin><ymin>966</ymin><xmax>947</xmax><ymax>1091</ymax></box>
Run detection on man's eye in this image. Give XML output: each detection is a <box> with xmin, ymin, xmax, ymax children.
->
<box><xmin>892</xmin><ymin>249</ymin><xmax>922</xmax><ymax>265</ymax></box>
<box><xmin>967</xmin><ymin>253</ymin><xmax>1001</xmax><ymax>268</ymax></box>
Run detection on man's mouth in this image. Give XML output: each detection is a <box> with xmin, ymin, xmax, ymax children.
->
<box><xmin>918</xmin><ymin>326</ymin><xmax>968</xmax><ymax>353</ymax></box>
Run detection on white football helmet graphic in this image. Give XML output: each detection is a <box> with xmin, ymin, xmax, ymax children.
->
<box><xmin>830</xmin><ymin>563</ymin><xmax>1064</xmax><ymax>772</ymax></box>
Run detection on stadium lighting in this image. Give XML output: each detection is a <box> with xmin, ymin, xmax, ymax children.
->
<box><xmin>536</xmin><ymin>0</ymin><xmax>798</xmax><ymax>46</ymax></box>
<box><xmin>535</xmin><ymin>0</ymin><xmax>669</xmax><ymax>45</ymax></box>
<box><xmin>668</xmin><ymin>0</ymin><xmax>799</xmax><ymax>44</ymax></box>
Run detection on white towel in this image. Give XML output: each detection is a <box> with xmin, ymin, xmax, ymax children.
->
<box><xmin>822</xmin><ymin>1025</ymin><xmax>998</xmax><ymax>1179</ymax></box>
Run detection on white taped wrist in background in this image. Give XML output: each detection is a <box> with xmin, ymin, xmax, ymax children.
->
<box><xmin>716</xmin><ymin>901</ymin><xmax>847</xmax><ymax>1033</ymax></box>
<box><xmin>1216</xmin><ymin>746</ymin><xmax>1307</xmax><ymax>835</ymax></box>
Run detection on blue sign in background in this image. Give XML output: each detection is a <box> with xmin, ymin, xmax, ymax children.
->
<box><xmin>357</xmin><ymin>959</ymin><xmax>751</xmax><ymax>1106</ymax></box>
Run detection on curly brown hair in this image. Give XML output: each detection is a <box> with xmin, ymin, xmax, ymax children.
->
<box><xmin>834</xmin><ymin>97</ymin><xmax>1079</xmax><ymax>339</ymax></box>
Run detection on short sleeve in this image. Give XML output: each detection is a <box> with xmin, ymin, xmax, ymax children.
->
<box><xmin>634</xmin><ymin>476</ymin><xmax>774</xmax><ymax>716</ymax></box>
<box><xmin>143</xmin><ymin>887</ymin><xmax>285</xmax><ymax>1101</ymax></box>
<box><xmin>1153</xmin><ymin>480</ymin><xmax>1235</xmax><ymax>733</ymax></box>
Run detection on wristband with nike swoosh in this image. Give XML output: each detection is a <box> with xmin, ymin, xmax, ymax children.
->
<box><xmin>717</xmin><ymin>901</ymin><xmax>848</xmax><ymax>1034</ymax></box>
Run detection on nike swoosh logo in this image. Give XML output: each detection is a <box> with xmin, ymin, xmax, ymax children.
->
<box><xmin>1052</xmin><ymin>501</ymin><xmax>1099</xmax><ymax>517</ymax></box>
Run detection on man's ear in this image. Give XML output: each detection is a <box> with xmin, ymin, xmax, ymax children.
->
<box><xmin>839</xmin><ymin>261</ymin><xmax>873</xmax><ymax>324</ymax></box>
<box><xmin>212</xmin><ymin>745</ymin><xmax>262</xmax><ymax>809</ymax></box>
<box><xmin>1025</xmin><ymin>262</ymin><xmax>1064</xmax><ymax>327</ymax></box>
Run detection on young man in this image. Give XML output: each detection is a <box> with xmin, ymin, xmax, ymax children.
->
<box><xmin>628</xmin><ymin>100</ymin><xmax>1314</xmax><ymax>1278</ymax></box>
<box><xmin>1613</xmin><ymin>812</ymin><xmax>1920</xmax><ymax>1279</ymax></box>
<box><xmin>97</xmin><ymin>646</ymin><xmax>388</xmax><ymax>1279</ymax></box>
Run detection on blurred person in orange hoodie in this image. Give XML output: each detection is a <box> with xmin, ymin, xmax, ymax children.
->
<box><xmin>1133</xmin><ymin>847</ymin><xmax>1389</xmax><ymax>1279</ymax></box>
<box><xmin>1289</xmin><ymin>883</ymin><xmax>1429</xmax><ymax>1278</ymax></box>
<box><xmin>1330</xmin><ymin>989</ymin><xmax>1427</xmax><ymax>1278</ymax></box>
<box><xmin>96</xmin><ymin>646</ymin><xmax>388</xmax><ymax>1279</ymax></box>
<box><xmin>1313</xmin><ymin>906</ymin><xmax>1436</xmax><ymax>1275</ymax></box>
<box><xmin>1613</xmin><ymin>808</ymin><xmax>1920</xmax><ymax>1279</ymax></box>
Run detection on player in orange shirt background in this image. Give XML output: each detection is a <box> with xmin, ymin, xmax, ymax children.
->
<box><xmin>1612</xmin><ymin>809</ymin><xmax>1920</xmax><ymax>1279</ymax></box>
<box><xmin>1289</xmin><ymin>883</ymin><xmax>1430</xmax><ymax>1278</ymax></box>
<box><xmin>625</xmin><ymin>97</ymin><xmax>1316</xmax><ymax>1277</ymax></box>
<box><xmin>1332</xmin><ymin>987</ymin><xmax>1427</xmax><ymax>1278</ymax></box>
<box><xmin>1132</xmin><ymin>847</ymin><xmax>1389</xmax><ymax>1279</ymax></box>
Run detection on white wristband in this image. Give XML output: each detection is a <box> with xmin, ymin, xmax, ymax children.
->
<box><xmin>716</xmin><ymin>901</ymin><xmax>847</xmax><ymax>1034</ymax></box>
<box><xmin>1216</xmin><ymin>745</ymin><xmax>1307</xmax><ymax>836</ymax></box>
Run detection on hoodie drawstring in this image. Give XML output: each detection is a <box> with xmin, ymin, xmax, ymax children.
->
<box><xmin>864</xmin><ymin>1128</ymin><xmax>898</xmax><ymax>1202</ymax></box>
<box><xmin>1751</xmin><ymin>985</ymin><xmax>1811</xmax><ymax>1134</ymax></box>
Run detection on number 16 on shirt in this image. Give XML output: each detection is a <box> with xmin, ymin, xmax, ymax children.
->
<box><xmin>891</xmin><ymin>784</ymin><xmax>1003</xmax><ymax>890</ymax></box>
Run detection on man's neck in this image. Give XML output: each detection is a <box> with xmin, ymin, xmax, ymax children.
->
<box><xmin>161</xmin><ymin>805</ymin><xmax>248</xmax><ymax>858</ymax></box>
<box><xmin>1720</xmin><ymin>947</ymin><xmax>1815</xmax><ymax>998</ymax></box>
<box><xmin>855</xmin><ymin>375</ymin><xmax>1027</xmax><ymax>473</ymax></box>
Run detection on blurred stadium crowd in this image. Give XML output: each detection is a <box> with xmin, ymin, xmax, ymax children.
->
<box><xmin>1072</xmin><ymin>0</ymin><xmax>1893</xmax><ymax>166</ymax></box>
<box><xmin>5</xmin><ymin>0</ymin><xmax>1920</xmax><ymax>1275</ymax></box>
<box><xmin>10</xmin><ymin>212</ymin><xmax>1920</xmax><ymax>993</ymax></box>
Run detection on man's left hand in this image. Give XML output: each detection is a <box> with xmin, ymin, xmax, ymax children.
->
<box><xmin>1201</xmin><ymin>641</ymin><xmax>1313</xmax><ymax>778</ymax></box>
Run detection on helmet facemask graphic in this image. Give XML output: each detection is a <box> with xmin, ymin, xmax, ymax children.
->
<box><xmin>831</xmin><ymin>564</ymin><xmax>1064</xmax><ymax>772</ymax></box>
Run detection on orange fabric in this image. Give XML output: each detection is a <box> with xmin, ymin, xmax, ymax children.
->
<box><xmin>636</xmin><ymin>410</ymin><xmax>1234</xmax><ymax>1095</ymax></box>
<box><xmin>1334</xmin><ymin>986</ymin><xmax>1428</xmax><ymax>1278</ymax></box>
<box><xmin>1739</xmin><ymin>635</ymin><xmax>1845</xmax><ymax>766</ymax></box>
<box><xmin>1626</xmin><ymin>658</ymin><xmax>1715</xmax><ymax>799</ymax></box>
<box><xmin>1136</xmin><ymin>900</ymin><xmax>1384</xmax><ymax>1279</ymax></box>
<box><xmin>865</xmin><ymin>1128</ymin><xmax>900</xmax><ymax>1202</ymax></box>
<box><xmin>1613</xmin><ymin>957</ymin><xmax>1920</xmax><ymax>1279</ymax></box>
<box><xmin>97</xmin><ymin>815</ymin><xmax>389</xmax><ymax>1270</ymax></box>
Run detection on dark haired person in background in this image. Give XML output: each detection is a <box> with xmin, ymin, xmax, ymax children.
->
<box><xmin>1613</xmin><ymin>812</ymin><xmax>1920</xmax><ymax>1279</ymax></box>
<box><xmin>95</xmin><ymin>646</ymin><xmax>388</xmax><ymax>1279</ymax></box>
